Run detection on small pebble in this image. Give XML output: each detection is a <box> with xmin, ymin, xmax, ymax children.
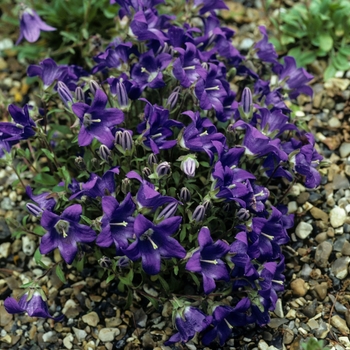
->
<box><xmin>315</xmin><ymin>241</ymin><xmax>332</xmax><ymax>267</ymax></box>
<box><xmin>331</xmin><ymin>315</ymin><xmax>350</xmax><ymax>334</ymax></box>
<box><xmin>290</xmin><ymin>278</ymin><xmax>308</xmax><ymax>296</ymax></box>
<box><xmin>82</xmin><ymin>311</ymin><xmax>100</xmax><ymax>327</ymax></box>
<box><xmin>329</xmin><ymin>206</ymin><xmax>347</xmax><ymax>228</ymax></box>
<box><xmin>98</xmin><ymin>328</ymin><xmax>120</xmax><ymax>342</ymax></box>
<box><xmin>339</xmin><ymin>143</ymin><xmax>350</xmax><ymax>158</ymax></box>
<box><xmin>331</xmin><ymin>257</ymin><xmax>350</xmax><ymax>280</ymax></box>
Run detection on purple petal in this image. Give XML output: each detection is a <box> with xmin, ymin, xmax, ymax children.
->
<box><xmin>41</xmin><ymin>210</ymin><xmax>59</xmax><ymax>230</ymax></box>
<box><xmin>102</xmin><ymin>196</ymin><xmax>119</xmax><ymax>218</ymax></box>
<box><xmin>134</xmin><ymin>214</ymin><xmax>153</xmax><ymax>237</ymax></box>
<box><xmin>72</xmin><ymin>103</ymin><xmax>89</xmax><ymax>119</ymax></box>
<box><xmin>198</xmin><ymin>227</ymin><xmax>213</xmax><ymax>248</ymax></box>
<box><xmin>4</xmin><ymin>297</ymin><xmax>25</xmax><ymax>314</ymax></box>
<box><xmin>61</xmin><ymin>204</ymin><xmax>82</xmax><ymax>222</ymax></box>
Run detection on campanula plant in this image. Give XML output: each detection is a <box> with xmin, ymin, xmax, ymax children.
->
<box><xmin>1</xmin><ymin>0</ymin><xmax>323</xmax><ymax>347</ymax></box>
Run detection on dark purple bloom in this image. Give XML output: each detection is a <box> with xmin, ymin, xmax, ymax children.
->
<box><xmin>57</xmin><ymin>81</ymin><xmax>74</xmax><ymax>106</ymax></box>
<box><xmin>273</xmin><ymin>56</ymin><xmax>313</xmax><ymax>99</ymax></box>
<box><xmin>16</xmin><ymin>7</ymin><xmax>56</xmax><ymax>45</ymax></box>
<box><xmin>69</xmin><ymin>167</ymin><xmax>120</xmax><ymax>200</ymax></box>
<box><xmin>4</xmin><ymin>291</ymin><xmax>63</xmax><ymax>321</ymax></box>
<box><xmin>0</xmin><ymin>105</ymin><xmax>36</xmax><ymax>142</ymax></box>
<box><xmin>72</xmin><ymin>89</ymin><xmax>124</xmax><ymax>148</ymax></box>
<box><xmin>186</xmin><ymin>227</ymin><xmax>230</xmax><ymax>294</ymax></box>
<box><xmin>40</xmin><ymin>204</ymin><xmax>96</xmax><ymax>264</ymax></box>
<box><xmin>165</xmin><ymin>306</ymin><xmax>212</xmax><ymax>344</ymax></box>
<box><xmin>126</xmin><ymin>171</ymin><xmax>178</xmax><ymax>211</ymax></box>
<box><xmin>137</xmin><ymin>100</ymin><xmax>182</xmax><ymax>154</ymax></box>
<box><xmin>112</xmin><ymin>0</ymin><xmax>164</xmax><ymax>18</ymax></box>
<box><xmin>96</xmin><ymin>194</ymin><xmax>135</xmax><ymax>254</ymax></box>
<box><xmin>131</xmin><ymin>51</ymin><xmax>172</xmax><ymax>91</ymax></box>
<box><xmin>179</xmin><ymin>111</ymin><xmax>226</xmax><ymax>162</ymax></box>
<box><xmin>202</xmin><ymin>298</ymin><xmax>251</xmax><ymax>345</ymax></box>
<box><xmin>123</xmin><ymin>214</ymin><xmax>186</xmax><ymax>275</ymax></box>
<box><xmin>173</xmin><ymin>43</ymin><xmax>206</xmax><ymax>88</ymax></box>
<box><xmin>26</xmin><ymin>186</ymin><xmax>56</xmax><ymax>217</ymax></box>
<box><xmin>191</xmin><ymin>0</ymin><xmax>228</xmax><ymax>15</ymax></box>
<box><xmin>0</xmin><ymin>136</ymin><xmax>11</xmax><ymax>157</ymax></box>
<box><xmin>254</xmin><ymin>26</ymin><xmax>278</xmax><ymax>64</ymax></box>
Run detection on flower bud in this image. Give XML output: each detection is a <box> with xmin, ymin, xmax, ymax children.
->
<box><xmin>237</xmin><ymin>208</ymin><xmax>250</xmax><ymax>221</ymax></box>
<box><xmin>121</xmin><ymin>130</ymin><xmax>133</xmax><ymax>151</ymax></box>
<box><xmin>179</xmin><ymin>187</ymin><xmax>191</xmax><ymax>203</ymax></box>
<box><xmin>26</xmin><ymin>203</ymin><xmax>43</xmax><ymax>217</ymax></box>
<box><xmin>242</xmin><ymin>87</ymin><xmax>252</xmax><ymax>114</ymax></box>
<box><xmin>192</xmin><ymin>205</ymin><xmax>206</xmax><ymax>222</ymax></box>
<box><xmin>157</xmin><ymin>202</ymin><xmax>178</xmax><ymax>220</ymax></box>
<box><xmin>222</xmin><ymin>203</ymin><xmax>231</xmax><ymax>212</ymax></box>
<box><xmin>156</xmin><ymin>162</ymin><xmax>171</xmax><ymax>178</ymax></box>
<box><xmin>147</xmin><ymin>153</ymin><xmax>158</xmax><ymax>167</ymax></box>
<box><xmin>99</xmin><ymin>256</ymin><xmax>112</xmax><ymax>269</ymax></box>
<box><xmin>98</xmin><ymin>145</ymin><xmax>111</xmax><ymax>162</ymax></box>
<box><xmin>75</xmin><ymin>156</ymin><xmax>86</xmax><ymax>170</ymax></box>
<box><xmin>75</xmin><ymin>86</ymin><xmax>85</xmax><ymax>102</ymax></box>
<box><xmin>202</xmin><ymin>199</ymin><xmax>211</xmax><ymax>211</ymax></box>
<box><xmin>142</xmin><ymin>167</ymin><xmax>151</xmax><ymax>179</ymax></box>
<box><xmin>166</xmin><ymin>87</ymin><xmax>180</xmax><ymax>109</ymax></box>
<box><xmin>115</xmin><ymin>130</ymin><xmax>123</xmax><ymax>146</ymax></box>
<box><xmin>121</xmin><ymin>178</ymin><xmax>131</xmax><ymax>195</ymax></box>
<box><xmin>115</xmin><ymin>79</ymin><xmax>128</xmax><ymax>108</ymax></box>
<box><xmin>179</xmin><ymin>155</ymin><xmax>199</xmax><ymax>178</ymax></box>
<box><xmin>57</xmin><ymin>81</ymin><xmax>73</xmax><ymax>106</ymax></box>
<box><xmin>89</xmin><ymin>80</ymin><xmax>100</xmax><ymax>96</ymax></box>
<box><xmin>117</xmin><ymin>256</ymin><xmax>130</xmax><ymax>269</ymax></box>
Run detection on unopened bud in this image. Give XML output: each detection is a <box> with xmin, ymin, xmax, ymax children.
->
<box><xmin>57</xmin><ymin>81</ymin><xmax>73</xmax><ymax>106</ymax></box>
<box><xmin>192</xmin><ymin>204</ymin><xmax>206</xmax><ymax>222</ymax></box>
<box><xmin>121</xmin><ymin>130</ymin><xmax>133</xmax><ymax>151</ymax></box>
<box><xmin>202</xmin><ymin>199</ymin><xmax>211</xmax><ymax>211</ymax></box>
<box><xmin>179</xmin><ymin>187</ymin><xmax>191</xmax><ymax>203</ymax></box>
<box><xmin>236</xmin><ymin>208</ymin><xmax>250</xmax><ymax>221</ymax></box>
<box><xmin>99</xmin><ymin>256</ymin><xmax>112</xmax><ymax>269</ymax></box>
<box><xmin>26</xmin><ymin>203</ymin><xmax>43</xmax><ymax>217</ymax></box>
<box><xmin>89</xmin><ymin>80</ymin><xmax>100</xmax><ymax>95</ymax></box>
<box><xmin>115</xmin><ymin>130</ymin><xmax>123</xmax><ymax>146</ymax></box>
<box><xmin>75</xmin><ymin>86</ymin><xmax>85</xmax><ymax>102</ymax></box>
<box><xmin>116</xmin><ymin>79</ymin><xmax>128</xmax><ymax>108</ymax></box>
<box><xmin>166</xmin><ymin>87</ymin><xmax>180</xmax><ymax>109</ymax></box>
<box><xmin>179</xmin><ymin>154</ymin><xmax>199</xmax><ymax>178</ymax></box>
<box><xmin>98</xmin><ymin>145</ymin><xmax>111</xmax><ymax>162</ymax></box>
<box><xmin>142</xmin><ymin>167</ymin><xmax>151</xmax><ymax>179</ymax></box>
<box><xmin>121</xmin><ymin>178</ymin><xmax>131</xmax><ymax>194</ymax></box>
<box><xmin>157</xmin><ymin>202</ymin><xmax>178</xmax><ymax>220</ymax></box>
<box><xmin>75</xmin><ymin>156</ymin><xmax>86</xmax><ymax>170</ymax></box>
<box><xmin>156</xmin><ymin>162</ymin><xmax>171</xmax><ymax>178</ymax></box>
<box><xmin>242</xmin><ymin>87</ymin><xmax>252</xmax><ymax>114</ymax></box>
<box><xmin>117</xmin><ymin>256</ymin><xmax>130</xmax><ymax>269</ymax></box>
<box><xmin>147</xmin><ymin>153</ymin><xmax>158</xmax><ymax>167</ymax></box>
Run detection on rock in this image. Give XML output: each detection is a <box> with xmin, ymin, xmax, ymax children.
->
<box><xmin>98</xmin><ymin>328</ymin><xmax>120</xmax><ymax>342</ymax></box>
<box><xmin>328</xmin><ymin>116</ymin><xmax>341</xmax><ymax>128</ymax></box>
<box><xmin>333</xmin><ymin>174</ymin><xmax>350</xmax><ymax>190</ymax></box>
<box><xmin>258</xmin><ymin>339</ymin><xmax>269</xmax><ymax>350</ymax></box>
<box><xmin>82</xmin><ymin>311</ymin><xmax>100</xmax><ymax>327</ymax></box>
<box><xmin>72</xmin><ymin>327</ymin><xmax>87</xmax><ymax>342</ymax></box>
<box><xmin>329</xmin><ymin>206</ymin><xmax>347</xmax><ymax>228</ymax></box>
<box><xmin>296</xmin><ymin>192</ymin><xmax>310</xmax><ymax>205</ymax></box>
<box><xmin>310</xmin><ymin>207</ymin><xmax>328</xmax><ymax>223</ymax></box>
<box><xmin>105</xmin><ymin>317</ymin><xmax>122</xmax><ymax>328</ymax></box>
<box><xmin>315</xmin><ymin>241</ymin><xmax>332</xmax><ymax>267</ymax></box>
<box><xmin>62</xmin><ymin>299</ymin><xmax>80</xmax><ymax>318</ymax></box>
<box><xmin>288</xmin><ymin>201</ymin><xmax>298</xmax><ymax>214</ymax></box>
<box><xmin>290</xmin><ymin>278</ymin><xmax>308</xmax><ymax>296</ymax></box>
<box><xmin>267</xmin><ymin>318</ymin><xmax>289</xmax><ymax>328</ymax></box>
<box><xmin>314</xmin><ymin>282</ymin><xmax>328</xmax><ymax>300</ymax></box>
<box><xmin>142</xmin><ymin>332</ymin><xmax>155</xmax><ymax>349</ymax></box>
<box><xmin>339</xmin><ymin>143</ymin><xmax>350</xmax><ymax>158</ymax></box>
<box><xmin>63</xmin><ymin>333</ymin><xmax>74</xmax><ymax>349</ymax></box>
<box><xmin>22</xmin><ymin>236</ymin><xmax>36</xmax><ymax>256</ymax></box>
<box><xmin>314</xmin><ymin>321</ymin><xmax>330</xmax><ymax>339</ymax></box>
<box><xmin>295</xmin><ymin>222</ymin><xmax>313</xmax><ymax>239</ymax></box>
<box><xmin>331</xmin><ymin>257</ymin><xmax>350</xmax><ymax>279</ymax></box>
<box><xmin>0</xmin><ymin>305</ymin><xmax>13</xmax><ymax>326</ymax></box>
<box><xmin>42</xmin><ymin>331</ymin><xmax>58</xmax><ymax>343</ymax></box>
<box><xmin>331</xmin><ymin>315</ymin><xmax>350</xmax><ymax>334</ymax></box>
<box><xmin>303</xmin><ymin>300</ymin><xmax>317</xmax><ymax>318</ymax></box>
<box><xmin>285</xmin><ymin>309</ymin><xmax>296</xmax><ymax>319</ymax></box>
<box><xmin>307</xmin><ymin>318</ymin><xmax>319</xmax><ymax>330</ymax></box>
<box><xmin>239</xmin><ymin>38</ymin><xmax>254</xmax><ymax>50</ymax></box>
<box><xmin>274</xmin><ymin>299</ymin><xmax>284</xmax><ymax>318</ymax></box>
<box><xmin>341</xmin><ymin>241</ymin><xmax>350</xmax><ymax>256</ymax></box>
<box><xmin>0</xmin><ymin>242</ymin><xmax>11</xmax><ymax>258</ymax></box>
<box><xmin>283</xmin><ymin>327</ymin><xmax>294</xmax><ymax>345</ymax></box>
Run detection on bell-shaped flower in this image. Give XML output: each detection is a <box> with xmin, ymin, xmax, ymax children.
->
<box><xmin>254</xmin><ymin>26</ymin><xmax>278</xmax><ymax>64</ymax></box>
<box><xmin>165</xmin><ymin>305</ymin><xmax>212</xmax><ymax>344</ymax></box>
<box><xmin>186</xmin><ymin>227</ymin><xmax>230</xmax><ymax>294</ymax></box>
<box><xmin>123</xmin><ymin>214</ymin><xmax>186</xmax><ymax>275</ymax></box>
<box><xmin>26</xmin><ymin>186</ymin><xmax>56</xmax><ymax>217</ymax></box>
<box><xmin>96</xmin><ymin>194</ymin><xmax>136</xmax><ymax>254</ymax></box>
<box><xmin>72</xmin><ymin>89</ymin><xmax>124</xmax><ymax>148</ymax></box>
<box><xmin>40</xmin><ymin>204</ymin><xmax>97</xmax><ymax>264</ymax></box>
<box><xmin>0</xmin><ymin>104</ymin><xmax>36</xmax><ymax>142</ymax></box>
<box><xmin>16</xmin><ymin>7</ymin><xmax>56</xmax><ymax>45</ymax></box>
<box><xmin>4</xmin><ymin>291</ymin><xmax>63</xmax><ymax>321</ymax></box>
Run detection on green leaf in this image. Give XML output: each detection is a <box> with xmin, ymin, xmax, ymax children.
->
<box><xmin>55</xmin><ymin>264</ymin><xmax>67</xmax><ymax>283</ymax></box>
<box><xmin>333</xmin><ymin>53</ymin><xmax>350</xmax><ymax>70</ymax></box>
<box><xmin>319</xmin><ymin>33</ymin><xmax>333</xmax><ymax>52</ymax></box>
<box><xmin>338</xmin><ymin>46</ymin><xmax>350</xmax><ymax>56</ymax></box>
<box><xmin>33</xmin><ymin>225</ymin><xmax>46</xmax><ymax>236</ymax></box>
<box><xmin>33</xmin><ymin>173</ymin><xmax>57</xmax><ymax>186</ymax></box>
<box><xmin>280</xmin><ymin>34</ymin><xmax>295</xmax><ymax>45</ymax></box>
<box><xmin>323</xmin><ymin>63</ymin><xmax>337</xmax><ymax>80</ymax></box>
<box><xmin>106</xmin><ymin>273</ymin><xmax>115</xmax><ymax>284</ymax></box>
<box><xmin>158</xmin><ymin>275</ymin><xmax>170</xmax><ymax>293</ymax></box>
<box><xmin>142</xmin><ymin>293</ymin><xmax>158</xmax><ymax>310</ymax></box>
<box><xmin>34</xmin><ymin>248</ymin><xmax>48</xmax><ymax>269</ymax></box>
<box><xmin>118</xmin><ymin>269</ymin><xmax>134</xmax><ymax>286</ymax></box>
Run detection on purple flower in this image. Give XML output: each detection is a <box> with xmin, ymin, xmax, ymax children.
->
<box><xmin>126</xmin><ymin>171</ymin><xmax>178</xmax><ymax>211</ymax></box>
<box><xmin>186</xmin><ymin>227</ymin><xmax>230</xmax><ymax>294</ymax></box>
<box><xmin>123</xmin><ymin>214</ymin><xmax>186</xmax><ymax>275</ymax></box>
<box><xmin>254</xmin><ymin>26</ymin><xmax>278</xmax><ymax>64</ymax></box>
<box><xmin>0</xmin><ymin>105</ymin><xmax>36</xmax><ymax>142</ymax></box>
<box><xmin>137</xmin><ymin>100</ymin><xmax>182</xmax><ymax>154</ymax></box>
<box><xmin>113</xmin><ymin>0</ymin><xmax>164</xmax><ymax>18</ymax></box>
<box><xmin>202</xmin><ymin>298</ymin><xmax>251</xmax><ymax>345</ymax></box>
<box><xmin>273</xmin><ymin>56</ymin><xmax>313</xmax><ymax>99</ymax></box>
<box><xmin>96</xmin><ymin>194</ymin><xmax>135</xmax><ymax>254</ymax></box>
<box><xmin>69</xmin><ymin>167</ymin><xmax>120</xmax><ymax>200</ymax></box>
<box><xmin>131</xmin><ymin>51</ymin><xmax>172</xmax><ymax>91</ymax></box>
<box><xmin>16</xmin><ymin>7</ymin><xmax>56</xmax><ymax>45</ymax></box>
<box><xmin>173</xmin><ymin>43</ymin><xmax>206</xmax><ymax>88</ymax></box>
<box><xmin>0</xmin><ymin>137</ymin><xmax>11</xmax><ymax>158</ymax></box>
<box><xmin>191</xmin><ymin>0</ymin><xmax>228</xmax><ymax>15</ymax></box>
<box><xmin>72</xmin><ymin>89</ymin><xmax>124</xmax><ymax>148</ymax></box>
<box><xmin>179</xmin><ymin>154</ymin><xmax>199</xmax><ymax>178</ymax></box>
<box><xmin>165</xmin><ymin>306</ymin><xmax>212</xmax><ymax>344</ymax></box>
<box><xmin>4</xmin><ymin>291</ymin><xmax>63</xmax><ymax>321</ymax></box>
<box><xmin>40</xmin><ymin>204</ymin><xmax>97</xmax><ymax>264</ymax></box>
<box><xmin>26</xmin><ymin>186</ymin><xmax>56</xmax><ymax>217</ymax></box>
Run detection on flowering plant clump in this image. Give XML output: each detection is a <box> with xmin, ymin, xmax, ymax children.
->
<box><xmin>1</xmin><ymin>0</ymin><xmax>323</xmax><ymax>346</ymax></box>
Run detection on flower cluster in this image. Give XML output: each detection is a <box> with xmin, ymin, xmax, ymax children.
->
<box><xmin>2</xmin><ymin>0</ymin><xmax>322</xmax><ymax>347</ymax></box>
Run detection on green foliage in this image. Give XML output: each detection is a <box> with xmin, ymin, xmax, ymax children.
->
<box><xmin>270</xmin><ymin>0</ymin><xmax>350</xmax><ymax>80</ymax></box>
<box><xmin>302</xmin><ymin>338</ymin><xmax>330</xmax><ymax>350</ymax></box>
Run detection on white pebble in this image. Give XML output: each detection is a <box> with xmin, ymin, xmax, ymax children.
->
<box><xmin>295</xmin><ymin>222</ymin><xmax>313</xmax><ymax>239</ymax></box>
<box><xmin>329</xmin><ymin>206</ymin><xmax>347</xmax><ymax>228</ymax></box>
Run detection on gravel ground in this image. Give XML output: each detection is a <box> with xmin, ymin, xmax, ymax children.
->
<box><xmin>2</xmin><ymin>3</ymin><xmax>350</xmax><ymax>350</ymax></box>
